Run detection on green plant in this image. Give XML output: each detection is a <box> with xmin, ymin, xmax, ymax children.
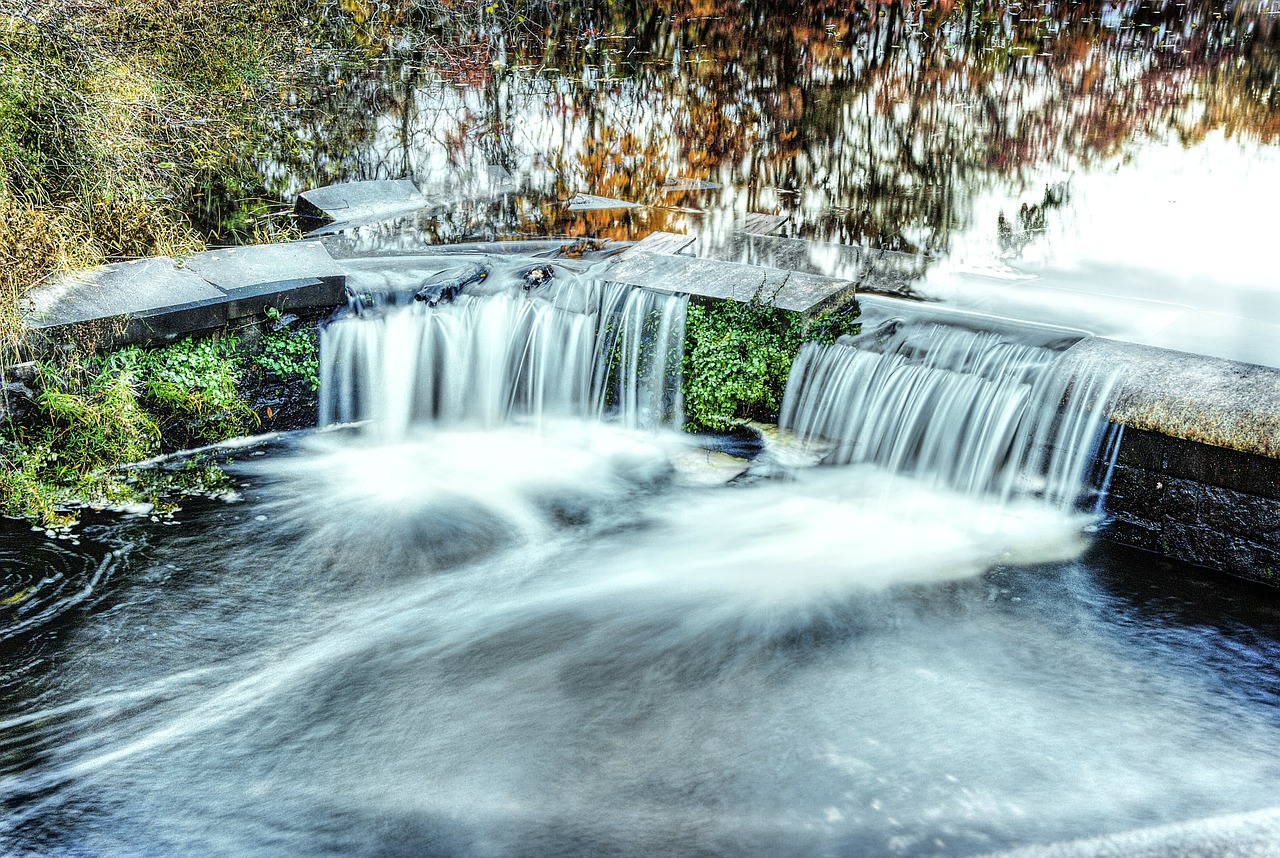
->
<box><xmin>0</xmin><ymin>356</ymin><xmax>161</xmax><ymax>523</ymax></box>
<box><xmin>113</xmin><ymin>334</ymin><xmax>256</xmax><ymax>442</ymax></box>
<box><xmin>255</xmin><ymin>320</ymin><xmax>320</xmax><ymax>391</ymax></box>
<box><xmin>682</xmin><ymin>298</ymin><xmax>858</xmax><ymax>431</ymax></box>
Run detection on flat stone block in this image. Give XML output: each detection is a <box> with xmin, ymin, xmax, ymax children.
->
<box><xmin>25</xmin><ymin>258</ymin><xmax>225</xmax><ymax>329</ymax></box>
<box><xmin>624</xmin><ymin>232</ymin><xmax>696</xmax><ymax>257</ymax></box>
<box><xmin>1065</xmin><ymin>338</ymin><xmax>1280</xmax><ymax>460</ymax></box>
<box><xmin>662</xmin><ymin>177</ymin><xmax>722</xmax><ymax>192</ymax></box>
<box><xmin>741</xmin><ymin>212</ymin><xmax>789</xmax><ymax>235</ymax></box>
<box><xmin>606</xmin><ymin>251</ymin><xmax>854</xmax><ymax>313</ymax></box>
<box><xmin>180</xmin><ymin>242</ymin><xmax>344</xmax><ymax>292</ymax></box>
<box><xmin>566</xmin><ymin>193</ymin><xmax>642</xmax><ymax>211</ymax></box>
<box><xmin>297</xmin><ymin>180</ymin><xmax>427</xmax><ymax>223</ymax></box>
<box><xmin>224</xmin><ymin>278</ymin><xmax>348</xmax><ymax>321</ymax></box>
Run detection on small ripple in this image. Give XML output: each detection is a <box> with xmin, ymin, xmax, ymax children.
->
<box><xmin>0</xmin><ymin>535</ymin><xmax>124</xmax><ymax>643</ymax></box>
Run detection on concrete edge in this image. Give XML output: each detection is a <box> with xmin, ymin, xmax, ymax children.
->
<box><xmin>1063</xmin><ymin>338</ymin><xmax>1280</xmax><ymax>461</ymax></box>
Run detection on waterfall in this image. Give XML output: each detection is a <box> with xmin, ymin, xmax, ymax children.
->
<box><xmin>778</xmin><ymin>318</ymin><xmax>1118</xmax><ymax>509</ymax></box>
<box><xmin>318</xmin><ymin>267</ymin><xmax>687</xmax><ymax>436</ymax></box>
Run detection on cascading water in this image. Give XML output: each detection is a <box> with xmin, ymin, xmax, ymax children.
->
<box><xmin>317</xmin><ymin>260</ymin><xmax>687</xmax><ymax>436</ymax></box>
<box><xmin>778</xmin><ymin>311</ymin><xmax>1118</xmax><ymax>510</ymax></box>
<box><xmin>6</xmin><ymin>269</ymin><xmax>1280</xmax><ymax>858</ymax></box>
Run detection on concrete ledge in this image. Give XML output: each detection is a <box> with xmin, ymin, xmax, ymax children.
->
<box><xmin>24</xmin><ymin>241</ymin><xmax>348</xmax><ymax>350</ymax></box>
<box><xmin>607</xmin><ymin>247</ymin><xmax>855</xmax><ymax>313</ymax></box>
<box><xmin>1066</xmin><ymin>338</ymin><xmax>1280</xmax><ymax>460</ymax></box>
<box><xmin>1062</xmin><ymin>339</ymin><xmax>1280</xmax><ymax>586</ymax></box>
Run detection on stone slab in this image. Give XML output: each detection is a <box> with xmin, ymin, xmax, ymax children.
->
<box><xmin>25</xmin><ymin>242</ymin><xmax>350</xmax><ymax>349</ymax></box>
<box><xmin>24</xmin><ymin>258</ymin><xmax>225</xmax><ymax>328</ymax></box>
<box><xmin>566</xmin><ymin>192</ymin><xmax>643</xmax><ymax>211</ymax></box>
<box><xmin>741</xmin><ymin>212</ymin><xmax>789</xmax><ymax>235</ymax></box>
<box><xmin>623</xmin><ymin>231</ymin><xmax>697</xmax><ymax>257</ymax></box>
<box><xmin>606</xmin><ymin>251</ymin><xmax>854</xmax><ymax>313</ymax></box>
<box><xmin>662</xmin><ymin>177</ymin><xmax>722</xmax><ymax>192</ymax></box>
<box><xmin>1064</xmin><ymin>338</ymin><xmax>1280</xmax><ymax>460</ymax></box>
<box><xmin>180</xmin><ymin>241</ymin><xmax>344</xmax><ymax>292</ymax></box>
<box><xmin>296</xmin><ymin>180</ymin><xmax>427</xmax><ymax>223</ymax></box>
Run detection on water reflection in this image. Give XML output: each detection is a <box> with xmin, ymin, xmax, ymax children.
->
<box><xmin>262</xmin><ymin>0</ymin><xmax>1278</xmax><ymax>254</ymax></box>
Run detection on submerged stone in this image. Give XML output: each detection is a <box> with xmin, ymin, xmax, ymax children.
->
<box><xmin>414</xmin><ymin>266</ymin><xmax>488</xmax><ymax>306</ymax></box>
<box><xmin>566</xmin><ymin>192</ymin><xmax>643</xmax><ymax>211</ymax></box>
<box><xmin>662</xmin><ymin>177</ymin><xmax>723</xmax><ymax>192</ymax></box>
<box><xmin>296</xmin><ymin>180</ymin><xmax>428</xmax><ymax>226</ymax></box>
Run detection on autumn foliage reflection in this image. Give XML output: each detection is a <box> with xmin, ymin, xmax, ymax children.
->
<box><xmin>271</xmin><ymin>0</ymin><xmax>1279</xmax><ymax>251</ymax></box>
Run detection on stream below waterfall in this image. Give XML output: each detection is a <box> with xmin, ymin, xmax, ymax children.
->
<box><xmin>2</xmin><ymin>424</ymin><xmax>1280</xmax><ymax>857</ymax></box>
<box><xmin>4</xmin><ymin>267</ymin><xmax>1280</xmax><ymax>855</ymax></box>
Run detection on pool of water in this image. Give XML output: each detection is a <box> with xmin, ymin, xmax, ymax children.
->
<box><xmin>265</xmin><ymin>0</ymin><xmax>1280</xmax><ymax>366</ymax></box>
<box><xmin>3</xmin><ymin>425</ymin><xmax>1279</xmax><ymax>856</ymax></box>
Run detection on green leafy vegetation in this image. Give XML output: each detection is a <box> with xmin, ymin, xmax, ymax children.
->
<box><xmin>255</xmin><ymin>311</ymin><xmax>320</xmax><ymax>391</ymax></box>
<box><xmin>682</xmin><ymin>298</ymin><xmax>859</xmax><ymax>432</ymax></box>
<box><xmin>1</xmin><ymin>325</ymin><xmax>319</xmax><ymax>525</ymax></box>
<box><xmin>115</xmin><ymin>335</ymin><xmax>257</xmax><ymax>445</ymax></box>
<box><xmin>0</xmin><ymin>355</ymin><xmax>161</xmax><ymax>523</ymax></box>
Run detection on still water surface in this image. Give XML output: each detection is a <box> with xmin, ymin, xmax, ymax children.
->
<box><xmin>264</xmin><ymin>0</ymin><xmax>1280</xmax><ymax>364</ymax></box>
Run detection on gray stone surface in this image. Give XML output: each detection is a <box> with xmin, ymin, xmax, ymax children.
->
<box><xmin>24</xmin><ymin>258</ymin><xmax>223</xmax><ymax>326</ymax></box>
<box><xmin>566</xmin><ymin>192</ymin><xmax>642</xmax><ymax>211</ymax></box>
<box><xmin>296</xmin><ymin>180</ymin><xmax>427</xmax><ymax>224</ymax></box>
<box><xmin>662</xmin><ymin>177</ymin><xmax>723</xmax><ymax>192</ymax></box>
<box><xmin>1065</xmin><ymin>338</ymin><xmax>1280</xmax><ymax>460</ymax></box>
<box><xmin>180</xmin><ymin>242</ymin><xmax>343</xmax><ymax>292</ymax></box>
<box><xmin>741</xmin><ymin>212</ymin><xmax>789</xmax><ymax>235</ymax></box>
<box><xmin>623</xmin><ymin>231</ymin><xmax>696</xmax><ymax>257</ymax></box>
<box><xmin>25</xmin><ymin>242</ymin><xmax>349</xmax><ymax>349</ymax></box>
<box><xmin>606</xmin><ymin>250</ymin><xmax>854</xmax><ymax>313</ymax></box>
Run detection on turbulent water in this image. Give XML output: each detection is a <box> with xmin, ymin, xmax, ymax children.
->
<box><xmin>318</xmin><ymin>260</ymin><xmax>687</xmax><ymax>435</ymax></box>
<box><xmin>3</xmin><ymin>273</ymin><xmax>1280</xmax><ymax>856</ymax></box>
<box><xmin>779</xmin><ymin>316</ymin><xmax>1118</xmax><ymax>510</ymax></box>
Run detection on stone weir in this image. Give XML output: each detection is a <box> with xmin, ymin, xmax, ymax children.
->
<box><xmin>1068</xmin><ymin>338</ymin><xmax>1280</xmax><ymax>588</ymax></box>
<box><xmin>853</xmin><ymin>295</ymin><xmax>1280</xmax><ymax>588</ymax></box>
<box><xmin>17</xmin><ymin>194</ymin><xmax>1280</xmax><ymax>587</ymax></box>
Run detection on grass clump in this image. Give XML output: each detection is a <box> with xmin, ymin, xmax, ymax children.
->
<box><xmin>0</xmin><ymin>356</ymin><xmax>161</xmax><ymax>523</ymax></box>
<box><xmin>0</xmin><ymin>331</ymin><xmax>268</xmax><ymax>524</ymax></box>
<box><xmin>682</xmin><ymin>298</ymin><xmax>858</xmax><ymax>432</ymax></box>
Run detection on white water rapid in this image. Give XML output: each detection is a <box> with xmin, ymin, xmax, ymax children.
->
<box><xmin>318</xmin><ymin>261</ymin><xmax>687</xmax><ymax>436</ymax></box>
<box><xmin>779</xmin><ymin>315</ymin><xmax>1118</xmax><ymax>510</ymax></box>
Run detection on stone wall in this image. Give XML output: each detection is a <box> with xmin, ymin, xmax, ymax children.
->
<box><xmin>1103</xmin><ymin>427</ymin><xmax>1280</xmax><ymax>587</ymax></box>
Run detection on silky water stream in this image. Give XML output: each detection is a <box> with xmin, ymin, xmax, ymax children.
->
<box><xmin>3</xmin><ymin>263</ymin><xmax>1280</xmax><ymax>857</ymax></box>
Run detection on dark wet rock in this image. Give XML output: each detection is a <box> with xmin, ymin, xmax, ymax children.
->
<box><xmin>520</xmin><ymin>265</ymin><xmax>555</xmax><ymax>291</ymax></box>
<box><xmin>1100</xmin><ymin>427</ymin><xmax>1280</xmax><ymax>587</ymax></box>
<box><xmin>414</xmin><ymin>265</ymin><xmax>488</xmax><ymax>306</ymax></box>
<box><xmin>1</xmin><ymin>381</ymin><xmax>37</xmax><ymax>425</ymax></box>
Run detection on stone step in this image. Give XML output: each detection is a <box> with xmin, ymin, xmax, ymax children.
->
<box><xmin>606</xmin><ymin>250</ymin><xmax>854</xmax><ymax>314</ymax></box>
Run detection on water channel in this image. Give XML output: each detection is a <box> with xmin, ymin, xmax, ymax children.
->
<box><xmin>5</xmin><ymin>2</ymin><xmax>1280</xmax><ymax>855</ymax></box>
